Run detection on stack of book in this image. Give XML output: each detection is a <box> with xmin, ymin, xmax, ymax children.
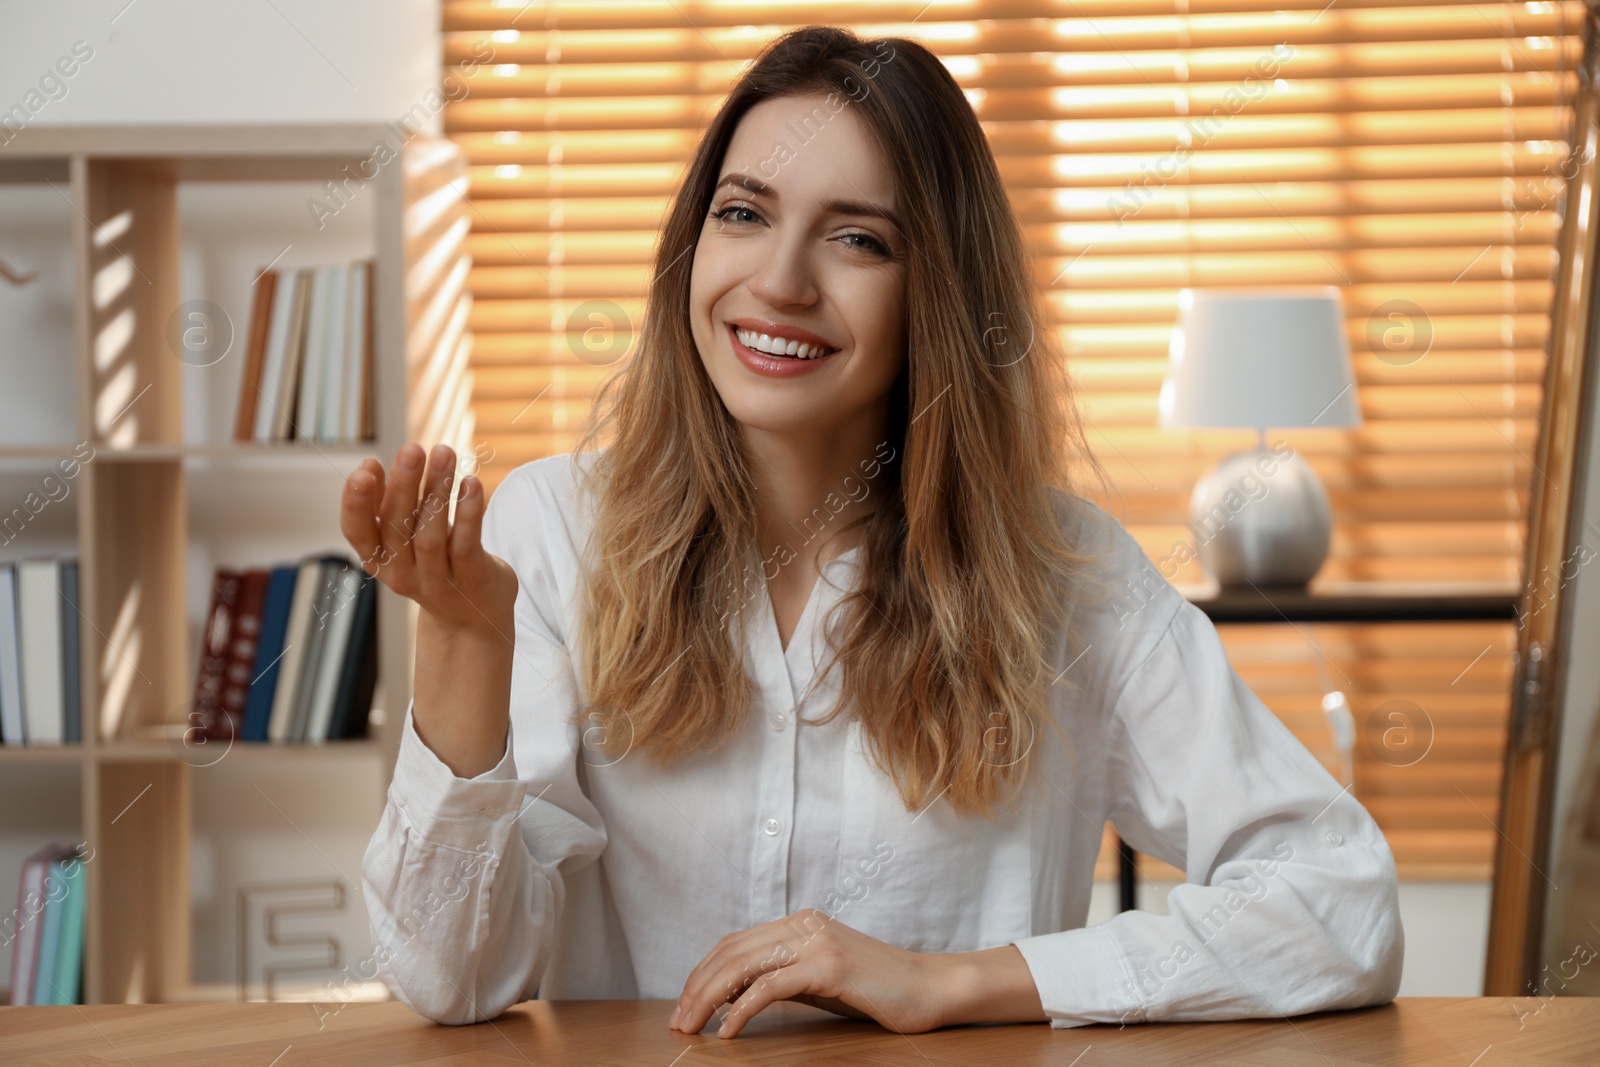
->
<box><xmin>233</xmin><ymin>260</ymin><xmax>375</xmax><ymax>444</ymax></box>
<box><xmin>193</xmin><ymin>554</ymin><xmax>378</xmax><ymax>744</ymax></box>
<box><xmin>0</xmin><ymin>556</ymin><xmax>81</xmax><ymax>746</ymax></box>
<box><xmin>7</xmin><ymin>841</ymin><xmax>88</xmax><ymax>1005</ymax></box>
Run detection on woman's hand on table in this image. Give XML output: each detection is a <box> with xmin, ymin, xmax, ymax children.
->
<box><xmin>668</xmin><ymin>909</ymin><xmax>1046</xmax><ymax>1038</ymax></box>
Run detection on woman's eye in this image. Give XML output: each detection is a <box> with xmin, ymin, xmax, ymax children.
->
<box><xmin>710</xmin><ymin>204</ymin><xmax>759</xmax><ymax>225</ymax></box>
<box><xmin>842</xmin><ymin>232</ymin><xmax>890</xmax><ymax>256</ymax></box>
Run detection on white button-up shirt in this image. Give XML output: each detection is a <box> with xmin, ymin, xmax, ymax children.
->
<box><xmin>361</xmin><ymin>452</ymin><xmax>1404</xmax><ymax>1028</ymax></box>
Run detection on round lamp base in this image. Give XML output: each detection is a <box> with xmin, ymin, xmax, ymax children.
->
<box><xmin>1187</xmin><ymin>445</ymin><xmax>1331</xmax><ymax>587</ymax></box>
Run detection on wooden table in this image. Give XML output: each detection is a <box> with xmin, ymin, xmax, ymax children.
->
<box><xmin>3</xmin><ymin>997</ymin><xmax>1596</xmax><ymax>1065</ymax></box>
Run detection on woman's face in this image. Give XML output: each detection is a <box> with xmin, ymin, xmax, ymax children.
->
<box><xmin>689</xmin><ymin>91</ymin><xmax>908</xmax><ymax>443</ymax></box>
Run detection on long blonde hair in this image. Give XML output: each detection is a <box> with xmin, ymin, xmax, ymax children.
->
<box><xmin>569</xmin><ymin>25</ymin><xmax>1114</xmax><ymax>819</ymax></box>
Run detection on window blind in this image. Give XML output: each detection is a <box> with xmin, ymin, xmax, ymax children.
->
<box><xmin>440</xmin><ymin>0</ymin><xmax>1587</xmax><ymax>879</ymax></box>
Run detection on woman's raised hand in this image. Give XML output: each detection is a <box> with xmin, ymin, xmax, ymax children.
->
<box><xmin>340</xmin><ymin>442</ymin><xmax>518</xmax><ymax>639</ymax></box>
<box><xmin>342</xmin><ymin>442</ymin><xmax>518</xmax><ymax>776</ymax></box>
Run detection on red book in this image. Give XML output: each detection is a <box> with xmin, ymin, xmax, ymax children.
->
<box><xmin>212</xmin><ymin>569</ymin><xmax>270</xmax><ymax>742</ymax></box>
<box><xmin>191</xmin><ymin>569</ymin><xmax>242</xmax><ymax>742</ymax></box>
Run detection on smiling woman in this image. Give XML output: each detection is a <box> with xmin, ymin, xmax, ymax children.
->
<box><xmin>573</xmin><ymin>27</ymin><xmax>1102</xmax><ymax>812</ymax></box>
<box><xmin>345</xmin><ymin>24</ymin><xmax>1404</xmax><ymax>1041</ymax></box>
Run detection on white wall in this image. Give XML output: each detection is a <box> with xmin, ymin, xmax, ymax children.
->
<box><xmin>0</xmin><ymin>0</ymin><xmax>442</xmax><ymax>129</ymax></box>
<box><xmin>0</xmin><ymin>0</ymin><xmax>440</xmax><ymax>1000</ymax></box>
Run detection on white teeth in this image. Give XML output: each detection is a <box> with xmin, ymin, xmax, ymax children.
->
<box><xmin>735</xmin><ymin>327</ymin><xmax>834</xmax><ymax>360</ymax></box>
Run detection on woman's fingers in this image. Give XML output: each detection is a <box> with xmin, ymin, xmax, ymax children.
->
<box><xmin>716</xmin><ymin>961</ymin><xmax>813</xmax><ymax>1038</ymax></box>
<box><xmin>378</xmin><ymin>442</ymin><xmax>425</xmax><ymax>574</ymax></box>
<box><xmin>412</xmin><ymin>444</ymin><xmax>457</xmax><ymax>568</ymax></box>
<box><xmin>449</xmin><ymin>474</ymin><xmax>486</xmax><ymax>565</ymax></box>
<box><xmin>673</xmin><ymin>917</ymin><xmax>810</xmax><ymax>1034</ymax></box>
<box><xmin>668</xmin><ymin>910</ymin><xmax>941</xmax><ymax>1038</ymax></box>
<box><xmin>340</xmin><ymin>461</ymin><xmax>383</xmax><ymax>574</ymax></box>
<box><xmin>339</xmin><ymin>442</ymin><xmax>510</xmax><ymax>632</ymax></box>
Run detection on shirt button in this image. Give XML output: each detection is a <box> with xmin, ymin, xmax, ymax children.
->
<box><xmin>1325</xmin><ymin>830</ymin><xmax>1343</xmax><ymax>848</ymax></box>
<box><xmin>764</xmin><ymin>818</ymin><xmax>781</xmax><ymax>836</ymax></box>
<box><xmin>770</xmin><ymin>712</ymin><xmax>787</xmax><ymax>732</ymax></box>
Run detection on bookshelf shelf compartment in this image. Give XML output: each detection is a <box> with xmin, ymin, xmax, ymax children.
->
<box><xmin>0</xmin><ymin>181</ymin><xmax>77</xmax><ymax>455</ymax></box>
<box><xmin>0</xmin><ymin>124</ymin><xmax>473</xmax><ymax>1005</ymax></box>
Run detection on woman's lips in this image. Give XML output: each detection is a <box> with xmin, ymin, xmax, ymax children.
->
<box><xmin>727</xmin><ymin>323</ymin><xmax>841</xmax><ymax>378</ymax></box>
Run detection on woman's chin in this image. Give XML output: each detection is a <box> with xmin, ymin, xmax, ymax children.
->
<box><xmin>724</xmin><ymin>405</ymin><xmax>827</xmax><ymax>437</ymax></box>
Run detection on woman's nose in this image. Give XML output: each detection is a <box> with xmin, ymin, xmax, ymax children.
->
<box><xmin>748</xmin><ymin>237</ymin><xmax>818</xmax><ymax>306</ymax></box>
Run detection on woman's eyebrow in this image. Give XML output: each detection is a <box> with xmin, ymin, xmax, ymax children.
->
<box><xmin>713</xmin><ymin>172</ymin><xmax>902</xmax><ymax>232</ymax></box>
<box><xmin>715</xmin><ymin>172</ymin><xmax>771</xmax><ymax>198</ymax></box>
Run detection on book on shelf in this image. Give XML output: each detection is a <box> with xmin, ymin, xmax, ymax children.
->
<box><xmin>0</xmin><ymin>556</ymin><xmax>81</xmax><ymax>747</ymax></box>
<box><xmin>192</xmin><ymin>555</ymin><xmax>378</xmax><ymax>744</ymax></box>
<box><xmin>218</xmin><ymin>570</ymin><xmax>270</xmax><ymax>742</ymax></box>
<box><xmin>267</xmin><ymin>557</ymin><xmax>325</xmax><ymax>742</ymax></box>
<box><xmin>235</xmin><ymin>259</ymin><xmax>374</xmax><ymax>445</ymax></box>
<box><xmin>191</xmin><ymin>569</ymin><xmax>241</xmax><ymax>744</ymax></box>
<box><xmin>6</xmin><ymin>840</ymin><xmax>88</xmax><ymax>1005</ymax></box>
<box><xmin>240</xmin><ymin>566</ymin><xmax>297</xmax><ymax>742</ymax></box>
<box><xmin>305</xmin><ymin>562</ymin><xmax>365</xmax><ymax>741</ymax></box>
<box><xmin>232</xmin><ymin>268</ymin><xmax>279</xmax><ymax>440</ymax></box>
<box><xmin>287</xmin><ymin>557</ymin><xmax>339</xmax><ymax>742</ymax></box>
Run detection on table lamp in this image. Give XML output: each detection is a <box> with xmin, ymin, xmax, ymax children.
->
<box><xmin>1159</xmin><ymin>287</ymin><xmax>1362</xmax><ymax>588</ymax></box>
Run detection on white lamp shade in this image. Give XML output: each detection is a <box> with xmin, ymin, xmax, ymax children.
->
<box><xmin>1160</xmin><ymin>287</ymin><xmax>1362</xmax><ymax>430</ymax></box>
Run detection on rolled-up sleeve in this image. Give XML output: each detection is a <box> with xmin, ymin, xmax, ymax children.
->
<box><xmin>360</xmin><ymin>462</ymin><xmax>608</xmax><ymax>1025</ymax></box>
<box><xmin>1012</xmin><ymin>599</ymin><xmax>1405</xmax><ymax>1027</ymax></box>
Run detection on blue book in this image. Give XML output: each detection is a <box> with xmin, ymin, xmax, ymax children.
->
<box><xmin>242</xmin><ymin>566</ymin><xmax>299</xmax><ymax>742</ymax></box>
<box><xmin>49</xmin><ymin>852</ymin><xmax>86</xmax><ymax>1004</ymax></box>
<box><xmin>31</xmin><ymin>857</ymin><xmax>70</xmax><ymax>1004</ymax></box>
